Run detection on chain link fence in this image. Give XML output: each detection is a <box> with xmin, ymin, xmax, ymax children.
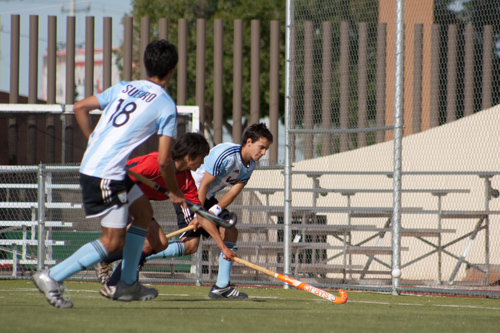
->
<box><xmin>279</xmin><ymin>0</ymin><xmax>500</xmax><ymax>296</ymax></box>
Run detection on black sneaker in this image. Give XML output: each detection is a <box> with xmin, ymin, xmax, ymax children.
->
<box><xmin>112</xmin><ymin>281</ymin><xmax>158</xmax><ymax>302</ymax></box>
<box><xmin>208</xmin><ymin>284</ymin><xmax>248</xmax><ymax>300</ymax></box>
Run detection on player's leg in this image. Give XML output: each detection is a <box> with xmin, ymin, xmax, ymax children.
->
<box><xmin>111</xmin><ymin>184</ymin><xmax>158</xmax><ymax>302</ymax></box>
<box><xmin>94</xmin><ymin>220</ymin><xmax>132</xmax><ymax>284</ymax></box>
<box><xmin>33</xmin><ymin>228</ymin><xmax>119</xmax><ymax>308</ymax></box>
<box><xmin>146</xmin><ymin>204</ymin><xmax>201</xmax><ymax>260</ymax></box>
<box><xmin>103</xmin><ymin>218</ymin><xmax>166</xmax><ymax>291</ymax></box>
<box><xmin>32</xmin><ymin>174</ymin><xmax>135</xmax><ymax>308</ymax></box>
<box><xmin>203</xmin><ymin>198</ymin><xmax>247</xmax><ymax>300</ymax></box>
<box><xmin>180</xmin><ymin>237</ymin><xmax>201</xmax><ymax>255</ymax></box>
<box><xmin>145</xmin><ymin>218</ymin><xmax>169</xmax><ymax>254</ymax></box>
<box><xmin>208</xmin><ymin>224</ymin><xmax>247</xmax><ymax>300</ymax></box>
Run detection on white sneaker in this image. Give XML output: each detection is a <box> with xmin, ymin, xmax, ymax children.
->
<box><xmin>112</xmin><ymin>281</ymin><xmax>158</xmax><ymax>302</ymax></box>
<box><xmin>99</xmin><ymin>282</ymin><xmax>116</xmax><ymax>299</ymax></box>
<box><xmin>32</xmin><ymin>269</ymin><xmax>73</xmax><ymax>308</ymax></box>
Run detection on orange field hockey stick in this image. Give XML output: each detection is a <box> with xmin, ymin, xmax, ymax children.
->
<box><xmin>233</xmin><ymin>257</ymin><xmax>348</xmax><ymax>304</ymax></box>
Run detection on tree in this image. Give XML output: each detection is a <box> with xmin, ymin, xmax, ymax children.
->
<box><xmin>119</xmin><ymin>0</ymin><xmax>286</xmax><ymax>142</ymax></box>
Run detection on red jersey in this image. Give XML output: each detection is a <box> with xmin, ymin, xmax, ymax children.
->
<box><xmin>126</xmin><ymin>152</ymin><xmax>200</xmax><ymax>204</ymax></box>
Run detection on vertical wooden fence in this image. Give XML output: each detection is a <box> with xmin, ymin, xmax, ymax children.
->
<box><xmin>0</xmin><ymin>14</ymin><xmax>497</xmax><ymax>165</ymax></box>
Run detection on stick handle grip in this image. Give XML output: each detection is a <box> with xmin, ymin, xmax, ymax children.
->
<box><xmin>233</xmin><ymin>257</ymin><xmax>277</xmax><ymax>277</ymax></box>
<box><xmin>164</xmin><ymin>225</ymin><xmax>194</xmax><ymax>239</ymax></box>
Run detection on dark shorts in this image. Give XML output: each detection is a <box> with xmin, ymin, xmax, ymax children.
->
<box><xmin>174</xmin><ymin>197</ymin><xmax>229</xmax><ymax>239</ymax></box>
<box><xmin>80</xmin><ymin>173</ymin><xmax>135</xmax><ymax>218</ymax></box>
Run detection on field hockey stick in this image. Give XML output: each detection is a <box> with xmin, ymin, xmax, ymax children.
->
<box><xmin>164</xmin><ymin>225</ymin><xmax>194</xmax><ymax>239</ymax></box>
<box><xmin>233</xmin><ymin>257</ymin><xmax>348</xmax><ymax>304</ymax></box>
<box><xmin>126</xmin><ymin>168</ymin><xmax>236</xmax><ymax>229</ymax></box>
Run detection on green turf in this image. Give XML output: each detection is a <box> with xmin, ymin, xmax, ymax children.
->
<box><xmin>1</xmin><ymin>280</ymin><xmax>499</xmax><ymax>333</ymax></box>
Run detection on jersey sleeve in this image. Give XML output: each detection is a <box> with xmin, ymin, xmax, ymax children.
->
<box><xmin>240</xmin><ymin>174</ymin><xmax>251</xmax><ymax>185</ymax></box>
<box><xmin>156</xmin><ymin>99</ymin><xmax>177</xmax><ymax>137</ymax></box>
<box><xmin>96</xmin><ymin>82</ymin><xmax>125</xmax><ymax>110</ymax></box>
<box><xmin>204</xmin><ymin>148</ymin><xmax>232</xmax><ymax>177</ymax></box>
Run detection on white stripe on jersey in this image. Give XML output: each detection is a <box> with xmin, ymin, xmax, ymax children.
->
<box><xmin>80</xmin><ymin>80</ymin><xmax>177</xmax><ymax>180</ymax></box>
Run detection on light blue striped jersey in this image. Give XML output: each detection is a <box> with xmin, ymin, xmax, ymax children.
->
<box><xmin>80</xmin><ymin>80</ymin><xmax>177</xmax><ymax>180</ymax></box>
<box><xmin>191</xmin><ymin>143</ymin><xmax>256</xmax><ymax>199</ymax></box>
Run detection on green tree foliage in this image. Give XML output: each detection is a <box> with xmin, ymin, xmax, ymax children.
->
<box><xmin>120</xmin><ymin>0</ymin><xmax>286</xmax><ymax>139</ymax></box>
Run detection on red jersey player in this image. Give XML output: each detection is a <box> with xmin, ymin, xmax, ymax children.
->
<box><xmin>95</xmin><ymin>133</ymin><xmax>236</xmax><ymax>297</ymax></box>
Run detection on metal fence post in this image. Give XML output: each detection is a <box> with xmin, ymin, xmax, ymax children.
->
<box><xmin>283</xmin><ymin>0</ymin><xmax>293</xmax><ymax>289</ymax></box>
<box><xmin>392</xmin><ymin>0</ymin><xmax>404</xmax><ymax>295</ymax></box>
<box><xmin>12</xmin><ymin>243</ymin><xmax>18</xmax><ymax>277</ymax></box>
<box><xmin>195</xmin><ymin>239</ymin><xmax>202</xmax><ymax>286</ymax></box>
<box><xmin>37</xmin><ymin>163</ymin><xmax>46</xmax><ymax>270</ymax></box>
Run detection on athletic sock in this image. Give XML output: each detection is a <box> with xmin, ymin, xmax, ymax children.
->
<box><xmin>120</xmin><ymin>225</ymin><xmax>147</xmax><ymax>285</ymax></box>
<box><xmin>102</xmin><ymin>250</ymin><xmax>123</xmax><ymax>264</ymax></box>
<box><xmin>146</xmin><ymin>241</ymin><xmax>185</xmax><ymax>260</ymax></box>
<box><xmin>49</xmin><ymin>240</ymin><xmax>107</xmax><ymax>282</ymax></box>
<box><xmin>108</xmin><ymin>251</ymin><xmax>149</xmax><ymax>286</ymax></box>
<box><xmin>216</xmin><ymin>241</ymin><xmax>237</xmax><ymax>288</ymax></box>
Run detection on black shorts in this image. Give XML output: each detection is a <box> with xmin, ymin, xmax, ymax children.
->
<box><xmin>174</xmin><ymin>197</ymin><xmax>228</xmax><ymax>239</ymax></box>
<box><xmin>80</xmin><ymin>173</ymin><xmax>135</xmax><ymax>218</ymax></box>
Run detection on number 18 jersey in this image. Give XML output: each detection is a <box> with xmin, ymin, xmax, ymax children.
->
<box><xmin>80</xmin><ymin>80</ymin><xmax>177</xmax><ymax>180</ymax></box>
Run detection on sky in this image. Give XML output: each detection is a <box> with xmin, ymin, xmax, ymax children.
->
<box><xmin>0</xmin><ymin>0</ymin><xmax>133</xmax><ymax>96</ymax></box>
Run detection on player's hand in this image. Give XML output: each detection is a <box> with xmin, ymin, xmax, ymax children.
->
<box><xmin>221</xmin><ymin>248</ymin><xmax>236</xmax><ymax>262</ymax></box>
<box><xmin>188</xmin><ymin>217</ymin><xmax>201</xmax><ymax>232</ymax></box>
<box><xmin>169</xmin><ymin>189</ymin><xmax>187</xmax><ymax>209</ymax></box>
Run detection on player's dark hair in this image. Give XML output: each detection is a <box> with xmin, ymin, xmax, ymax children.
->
<box><xmin>172</xmin><ymin>132</ymin><xmax>210</xmax><ymax>161</ymax></box>
<box><xmin>143</xmin><ymin>39</ymin><xmax>178</xmax><ymax>79</ymax></box>
<box><xmin>241</xmin><ymin>123</ymin><xmax>273</xmax><ymax>145</ymax></box>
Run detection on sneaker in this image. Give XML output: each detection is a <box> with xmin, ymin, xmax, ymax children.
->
<box><xmin>112</xmin><ymin>281</ymin><xmax>158</xmax><ymax>302</ymax></box>
<box><xmin>99</xmin><ymin>282</ymin><xmax>116</xmax><ymax>299</ymax></box>
<box><xmin>32</xmin><ymin>269</ymin><xmax>73</xmax><ymax>308</ymax></box>
<box><xmin>94</xmin><ymin>262</ymin><xmax>110</xmax><ymax>285</ymax></box>
<box><xmin>208</xmin><ymin>284</ymin><xmax>248</xmax><ymax>300</ymax></box>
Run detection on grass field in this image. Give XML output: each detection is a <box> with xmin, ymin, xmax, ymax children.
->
<box><xmin>1</xmin><ymin>280</ymin><xmax>499</xmax><ymax>333</ymax></box>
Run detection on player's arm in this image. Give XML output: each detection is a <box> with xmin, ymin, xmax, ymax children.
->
<box><xmin>193</xmin><ymin>214</ymin><xmax>236</xmax><ymax>261</ymax></box>
<box><xmin>73</xmin><ymin>96</ymin><xmax>100</xmax><ymax>139</ymax></box>
<box><xmin>216</xmin><ymin>181</ymin><xmax>245</xmax><ymax>210</ymax></box>
<box><xmin>158</xmin><ymin>135</ymin><xmax>187</xmax><ymax>208</ymax></box>
<box><xmin>197</xmin><ymin>172</ymin><xmax>215</xmax><ymax>207</ymax></box>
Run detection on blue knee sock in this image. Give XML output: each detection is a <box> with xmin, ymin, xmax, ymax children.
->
<box><xmin>120</xmin><ymin>225</ymin><xmax>147</xmax><ymax>285</ymax></box>
<box><xmin>146</xmin><ymin>241</ymin><xmax>185</xmax><ymax>260</ymax></box>
<box><xmin>49</xmin><ymin>240</ymin><xmax>107</xmax><ymax>282</ymax></box>
<box><xmin>216</xmin><ymin>241</ymin><xmax>237</xmax><ymax>288</ymax></box>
